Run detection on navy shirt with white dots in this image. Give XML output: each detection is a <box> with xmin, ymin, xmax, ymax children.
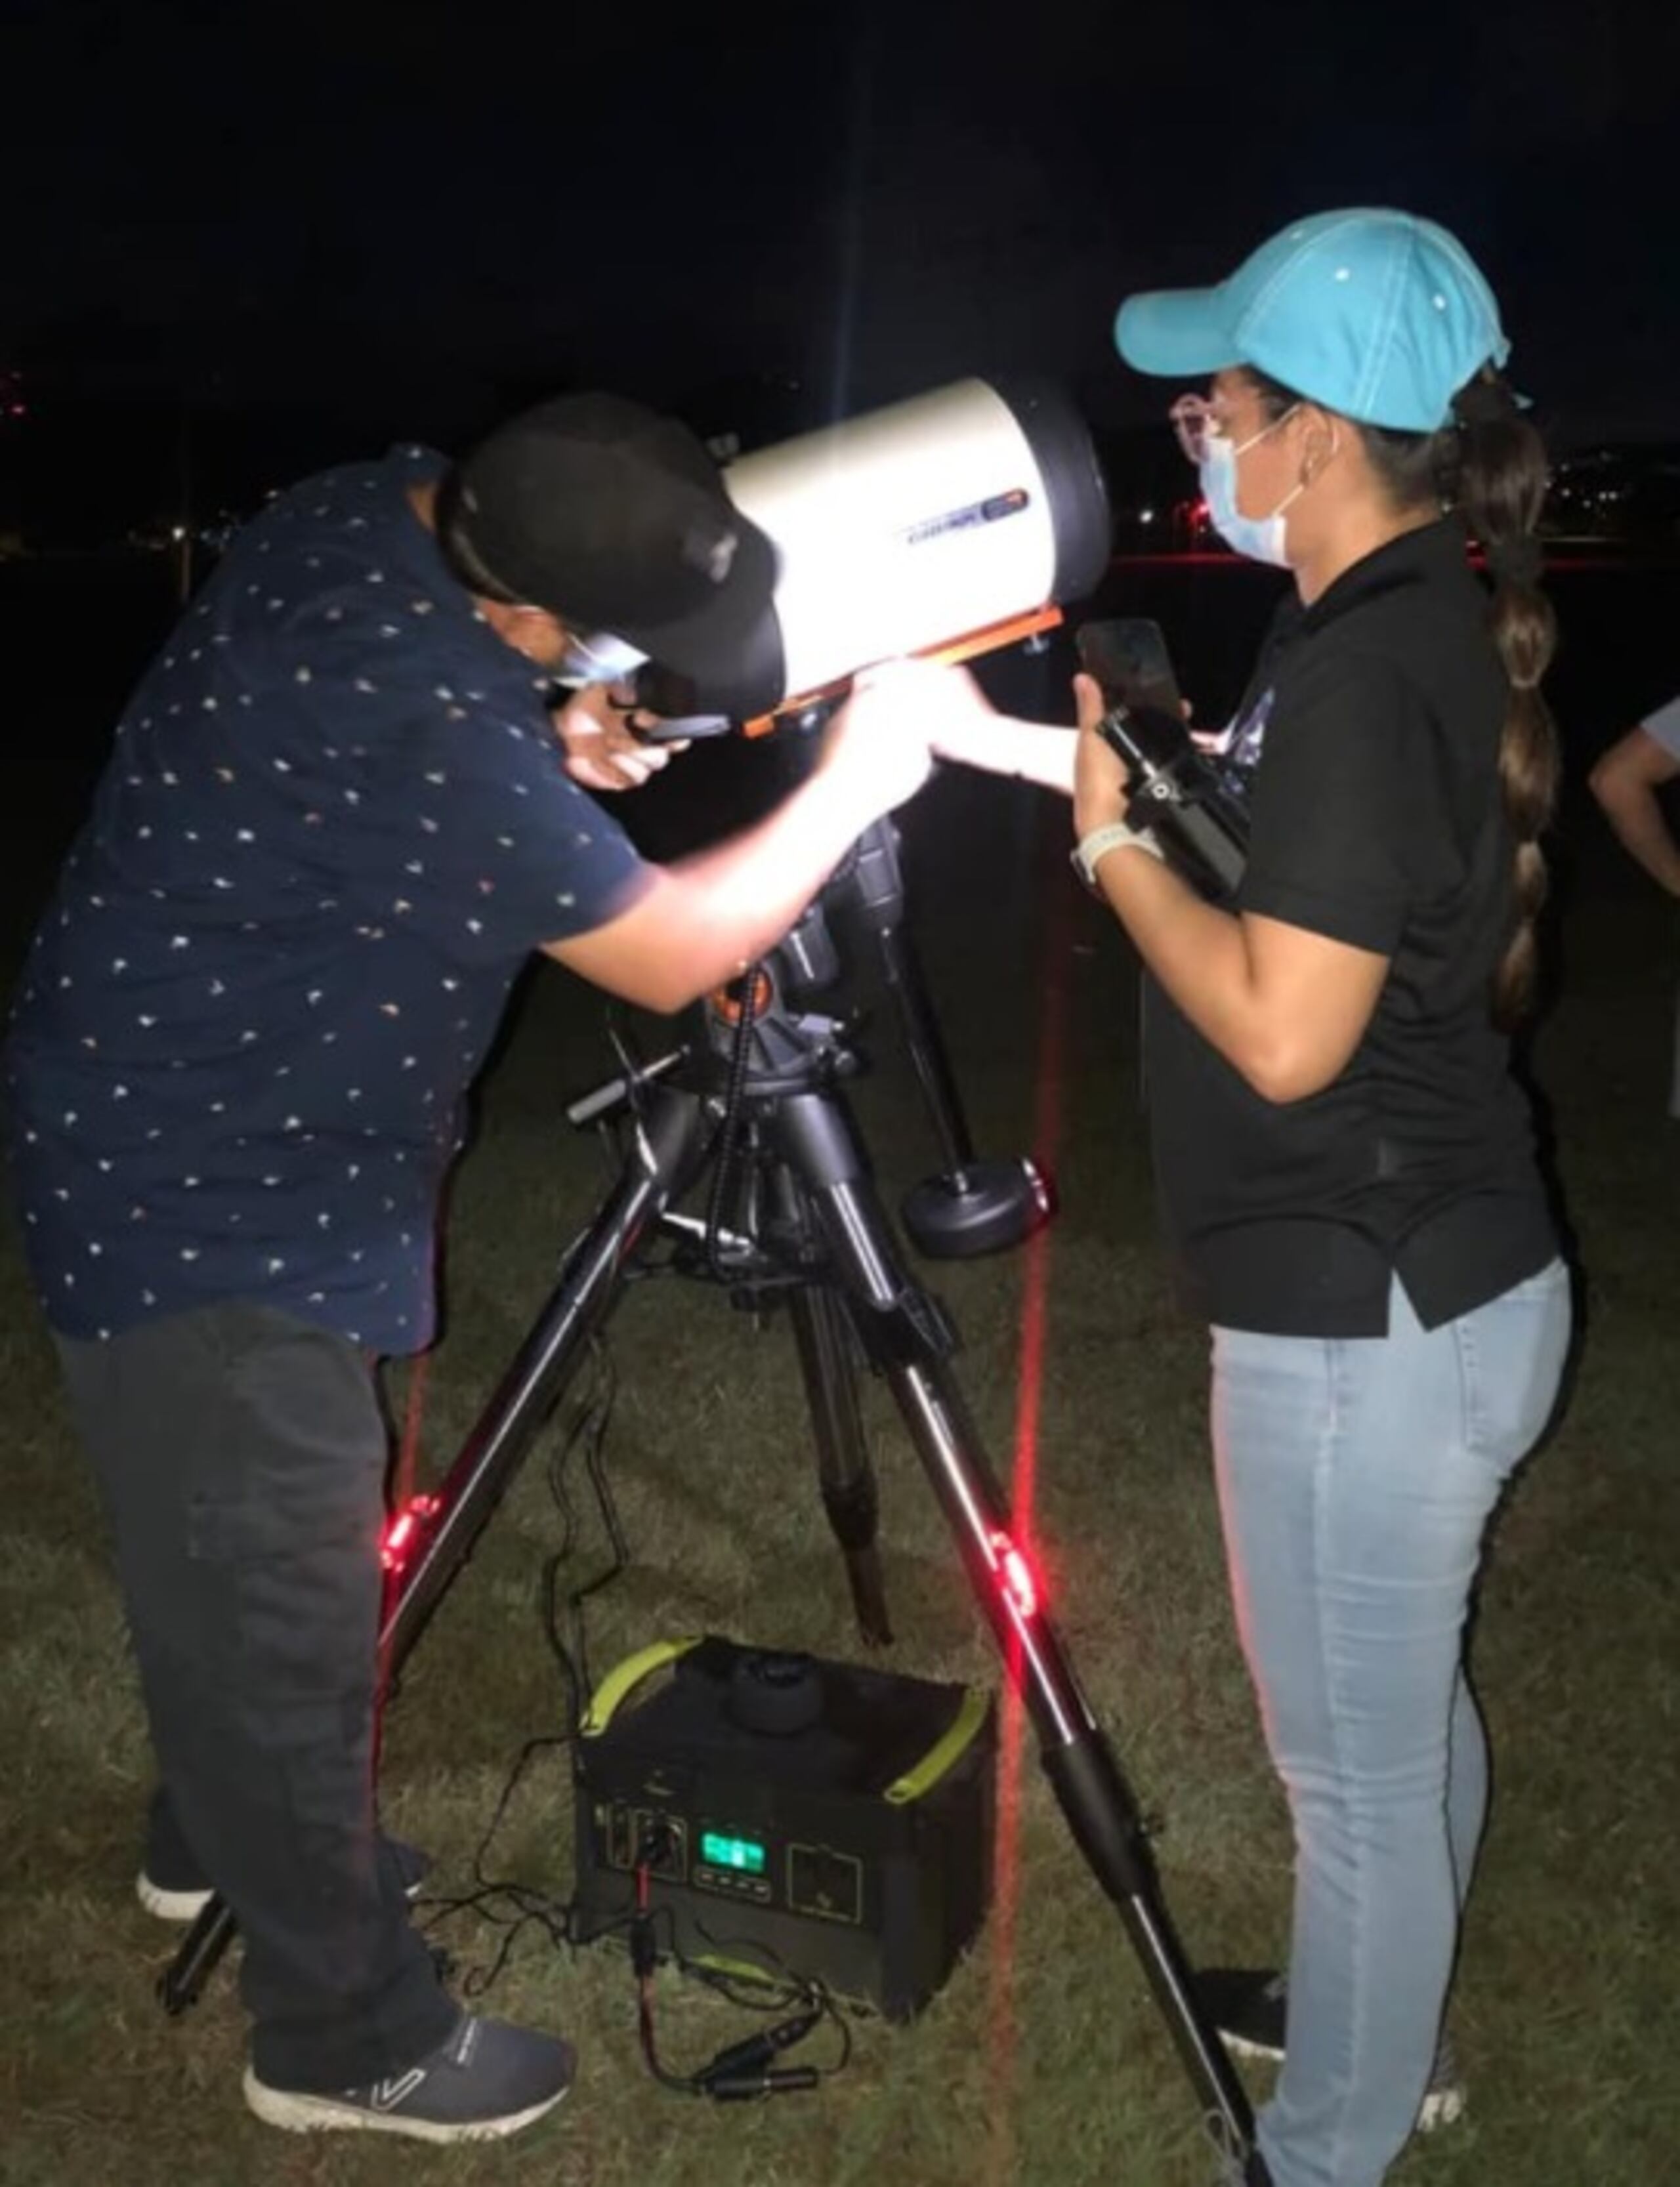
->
<box><xmin>4</xmin><ymin>446</ymin><xmax>649</xmax><ymax>1354</ymax></box>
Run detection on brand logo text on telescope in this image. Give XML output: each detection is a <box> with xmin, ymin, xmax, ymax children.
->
<box><xmin>901</xmin><ymin>488</ymin><xmax>1032</xmax><ymax>549</ymax></box>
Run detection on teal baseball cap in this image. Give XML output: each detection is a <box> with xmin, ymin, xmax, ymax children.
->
<box><xmin>1113</xmin><ymin>208</ymin><xmax>1511</xmax><ymax>432</ymax></box>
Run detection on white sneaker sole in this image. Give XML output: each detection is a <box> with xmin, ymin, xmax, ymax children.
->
<box><xmin>242</xmin><ymin>2066</ymin><xmax>570</xmax><ymax>2143</ymax></box>
<box><xmin>1416</xmin><ymin>2085</ymin><xmax>1465</xmax><ymax>2131</ymax></box>
<box><xmin>1218</xmin><ymin>2031</ymin><xmax>1284</xmax><ymax>2066</ymax></box>
<box><xmin>138</xmin><ymin>1866</ymin><xmax>426</xmax><ymax>1923</ymax></box>
<box><xmin>135</xmin><ymin>1875</ymin><xmax>213</xmax><ymax>1922</ymax></box>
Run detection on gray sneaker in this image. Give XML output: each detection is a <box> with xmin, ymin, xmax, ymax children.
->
<box><xmin>1195</xmin><ymin>1967</ymin><xmax>1465</xmax><ymax>2131</ymax></box>
<box><xmin>243</xmin><ymin>2014</ymin><xmax>576</xmax><ymax>2143</ymax></box>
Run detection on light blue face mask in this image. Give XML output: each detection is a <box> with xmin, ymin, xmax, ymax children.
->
<box><xmin>553</xmin><ymin>631</ymin><xmax>650</xmax><ymax>690</ymax></box>
<box><xmin>1197</xmin><ymin>406</ymin><xmax>1305</xmax><ymax>567</ymax></box>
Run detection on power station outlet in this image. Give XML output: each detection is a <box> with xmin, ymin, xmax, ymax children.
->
<box><xmin>602</xmin><ymin>1804</ymin><xmax>688</xmax><ymax>1882</ymax></box>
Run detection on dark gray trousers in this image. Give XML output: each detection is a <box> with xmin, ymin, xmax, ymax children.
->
<box><xmin>55</xmin><ymin>1303</ymin><xmax>457</xmax><ymax>2089</ymax></box>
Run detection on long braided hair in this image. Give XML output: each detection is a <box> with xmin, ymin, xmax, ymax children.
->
<box><xmin>1251</xmin><ymin>365</ymin><xmax>1559</xmax><ymax>1028</ymax></box>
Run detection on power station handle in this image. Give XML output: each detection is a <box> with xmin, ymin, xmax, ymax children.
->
<box><xmin>579</xmin><ymin>1635</ymin><xmax>705</xmax><ymax>1736</ymax></box>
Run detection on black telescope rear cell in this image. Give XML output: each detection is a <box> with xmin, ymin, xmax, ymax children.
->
<box><xmin>988</xmin><ymin>375</ymin><xmax>1114</xmax><ymax>604</ymax></box>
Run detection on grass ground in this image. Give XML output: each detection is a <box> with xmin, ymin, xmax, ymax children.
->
<box><xmin>3</xmin><ymin>773</ymin><xmax>1678</xmax><ymax>2187</ymax></box>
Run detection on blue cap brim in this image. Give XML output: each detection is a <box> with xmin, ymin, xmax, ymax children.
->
<box><xmin>1113</xmin><ymin>289</ymin><xmax>1243</xmax><ymax>380</ymax></box>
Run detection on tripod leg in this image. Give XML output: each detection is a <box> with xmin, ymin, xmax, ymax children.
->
<box><xmin>770</xmin><ymin>1088</ymin><xmax>1257</xmax><ymax>2164</ymax></box>
<box><xmin>158</xmin><ymin>1083</ymin><xmax>712</xmax><ymax>2016</ymax></box>
<box><xmin>765</xmin><ymin>1156</ymin><xmax>893</xmax><ymax>1644</ymax></box>
<box><xmin>785</xmin><ymin>1279</ymin><xmax>893</xmax><ymax>1647</ymax></box>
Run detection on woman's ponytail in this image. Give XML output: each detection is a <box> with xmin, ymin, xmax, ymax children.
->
<box><xmin>1448</xmin><ymin>372</ymin><xmax>1560</xmax><ymax>1029</ymax></box>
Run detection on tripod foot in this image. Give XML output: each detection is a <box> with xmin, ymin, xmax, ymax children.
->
<box><xmin>157</xmin><ymin>1898</ymin><xmax>234</xmax><ymax>2014</ymax></box>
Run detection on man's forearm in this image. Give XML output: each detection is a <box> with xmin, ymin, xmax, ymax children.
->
<box><xmin>660</xmin><ymin>773</ymin><xmax>885</xmax><ymax>970</ymax></box>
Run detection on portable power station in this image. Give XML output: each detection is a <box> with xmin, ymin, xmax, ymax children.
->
<box><xmin>571</xmin><ymin>1636</ymin><xmax>996</xmax><ymax>2021</ymax></box>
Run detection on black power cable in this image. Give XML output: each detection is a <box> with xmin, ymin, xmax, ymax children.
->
<box><xmin>415</xmin><ymin>1330</ymin><xmax>852</xmax><ymax>2103</ymax></box>
<box><xmin>413</xmin><ymin>1336</ymin><xmax>622</xmax><ymax>1984</ymax></box>
<box><xmin>627</xmin><ymin>1827</ymin><xmax>839</xmax><ymax>2102</ymax></box>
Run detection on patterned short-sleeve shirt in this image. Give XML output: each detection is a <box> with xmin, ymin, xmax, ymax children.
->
<box><xmin>4</xmin><ymin>446</ymin><xmax>650</xmax><ymax>1353</ymax></box>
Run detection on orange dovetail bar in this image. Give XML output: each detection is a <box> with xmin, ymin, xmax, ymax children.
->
<box><xmin>739</xmin><ymin>604</ymin><xmax>1064</xmax><ymax>737</ymax></box>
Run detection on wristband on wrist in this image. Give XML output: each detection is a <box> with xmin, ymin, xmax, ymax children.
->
<box><xmin>1071</xmin><ymin>819</ymin><xmax>1165</xmax><ymax>893</ymax></box>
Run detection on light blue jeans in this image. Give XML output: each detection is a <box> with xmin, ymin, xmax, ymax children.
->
<box><xmin>1209</xmin><ymin>1260</ymin><xmax>1571</xmax><ymax>2187</ymax></box>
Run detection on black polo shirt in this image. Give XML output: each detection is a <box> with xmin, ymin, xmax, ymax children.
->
<box><xmin>1142</xmin><ymin>517</ymin><xmax>1558</xmax><ymax>1337</ymax></box>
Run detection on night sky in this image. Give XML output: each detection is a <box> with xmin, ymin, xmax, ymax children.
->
<box><xmin>7</xmin><ymin>0</ymin><xmax>1679</xmax><ymax>465</ymax></box>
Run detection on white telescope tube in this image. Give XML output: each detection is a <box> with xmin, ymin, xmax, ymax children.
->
<box><xmin>639</xmin><ymin>377</ymin><xmax>1110</xmax><ymax>723</ymax></box>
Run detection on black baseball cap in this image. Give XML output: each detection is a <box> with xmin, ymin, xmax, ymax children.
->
<box><xmin>442</xmin><ymin>392</ymin><xmax>779</xmax><ymax>682</ymax></box>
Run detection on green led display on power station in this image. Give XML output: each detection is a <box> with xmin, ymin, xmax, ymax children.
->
<box><xmin>700</xmin><ymin>1829</ymin><xmax>767</xmax><ymax>1875</ymax></box>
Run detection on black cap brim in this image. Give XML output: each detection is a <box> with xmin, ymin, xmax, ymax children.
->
<box><xmin>608</xmin><ymin>507</ymin><xmax>784</xmax><ymax>715</ymax></box>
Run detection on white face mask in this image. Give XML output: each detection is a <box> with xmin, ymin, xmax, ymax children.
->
<box><xmin>553</xmin><ymin>631</ymin><xmax>650</xmax><ymax>690</ymax></box>
<box><xmin>1196</xmin><ymin>407</ymin><xmax>1307</xmax><ymax>567</ymax></box>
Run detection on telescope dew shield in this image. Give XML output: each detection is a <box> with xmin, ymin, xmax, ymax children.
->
<box><xmin>636</xmin><ymin>377</ymin><xmax>1111</xmax><ymax>725</ymax></box>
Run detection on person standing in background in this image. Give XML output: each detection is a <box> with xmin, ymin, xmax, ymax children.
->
<box><xmin>1589</xmin><ymin>696</ymin><xmax>1680</xmax><ymax>1114</ymax></box>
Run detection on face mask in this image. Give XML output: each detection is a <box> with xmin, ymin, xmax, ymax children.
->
<box><xmin>553</xmin><ymin>631</ymin><xmax>650</xmax><ymax>690</ymax></box>
<box><xmin>1197</xmin><ymin>407</ymin><xmax>1305</xmax><ymax>567</ymax></box>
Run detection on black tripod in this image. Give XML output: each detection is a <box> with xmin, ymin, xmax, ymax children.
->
<box><xmin>159</xmin><ymin>814</ymin><xmax>1259</xmax><ymax>2175</ymax></box>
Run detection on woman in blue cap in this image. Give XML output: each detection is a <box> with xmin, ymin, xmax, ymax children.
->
<box><xmin>927</xmin><ymin>208</ymin><xmax>1572</xmax><ymax>2187</ymax></box>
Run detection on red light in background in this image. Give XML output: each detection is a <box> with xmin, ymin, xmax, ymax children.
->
<box><xmin>982</xmin><ymin>861</ymin><xmax>1070</xmax><ymax>2187</ymax></box>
